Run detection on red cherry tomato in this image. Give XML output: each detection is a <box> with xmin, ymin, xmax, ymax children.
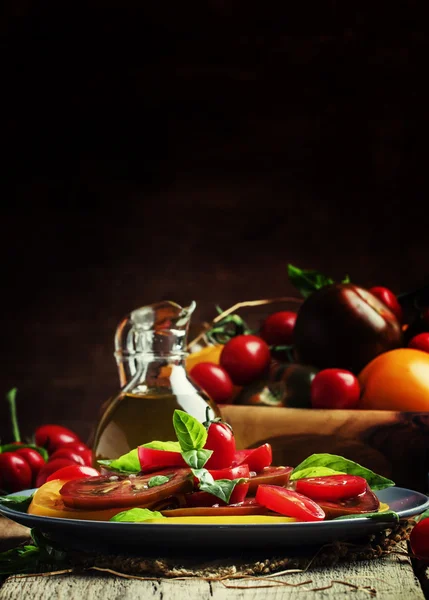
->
<box><xmin>36</xmin><ymin>458</ymin><xmax>76</xmax><ymax>487</ymax></box>
<box><xmin>256</xmin><ymin>484</ymin><xmax>326</xmax><ymax>521</ymax></box>
<box><xmin>220</xmin><ymin>335</ymin><xmax>271</xmax><ymax>385</ymax></box>
<box><xmin>310</xmin><ymin>368</ymin><xmax>361</xmax><ymax>409</ymax></box>
<box><xmin>48</xmin><ymin>448</ymin><xmax>86</xmax><ymax>466</ymax></box>
<box><xmin>34</xmin><ymin>424</ymin><xmax>81</xmax><ymax>454</ymax></box>
<box><xmin>408</xmin><ymin>332</ymin><xmax>429</xmax><ymax>354</ymax></box>
<box><xmin>410</xmin><ymin>518</ymin><xmax>429</xmax><ymax>562</ymax></box>
<box><xmin>369</xmin><ymin>286</ymin><xmax>403</xmax><ymax>323</ymax></box>
<box><xmin>0</xmin><ymin>453</ymin><xmax>32</xmax><ymax>493</ymax></box>
<box><xmin>295</xmin><ymin>475</ymin><xmax>367</xmax><ymax>502</ymax></box>
<box><xmin>259</xmin><ymin>311</ymin><xmax>297</xmax><ymax>346</ymax></box>
<box><xmin>189</xmin><ymin>362</ymin><xmax>234</xmax><ymax>404</ymax></box>
<box><xmin>204</xmin><ymin>421</ymin><xmax>236</xmax><ymax>469</ymax></box>
<box><xmin>13</xmin><ymin>448</ymin><xmax>46</xmax><ymax>481</ymax></box>
<box><xmin>138</xmin><ymin>447</ymin><xmax>187</xmax><ymax>472</ymax></box>
<box><xmin>46</xmin><ymin>464</ymin><xmax>100</xmax><ymax>483</ymax></box>
<box><xmin>233</xmin><ymin>443</ymin><xmax>273</xmax><ymax>472</ymax></box>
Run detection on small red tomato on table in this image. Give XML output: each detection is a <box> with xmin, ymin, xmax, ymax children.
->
<box><xmin>34</xmin><ymin>424</ymin><xmax>81</xmax><ymax>454</ymax></box>
<box><xmin>409</xmin><ymin>517</ymin><xmax>429</xmax><ymax>562</ymax></box>
<box><xmin>220</xmin><ymin>334</ymin><xmax>271</xmax><ymax>386</ymax></box>
<box><xmin>310</xmin><ymin>368</ymin><xmax>361</xmax><ymax>409</ymax></box>
<box><xmin>0</xmin><ymin>452</ymin><xmax>33</xmax><ymax>493</ymax></box>
<box><xmin>369</xmin><ymin>286</ymin><xmax>403</xmax><ymax>323</ymax></box>
<box><xmin>408</xmin><ymin>332</ymin><xmax>429</xmax><ymax>354</ymax></box>
<box><xmin>259</xmin><ymin>311</ymin><xmax>297</xmax><ymax>346</ymax></box>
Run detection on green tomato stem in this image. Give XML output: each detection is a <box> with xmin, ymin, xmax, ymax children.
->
<box><xmin>6</xmin><ymin>388</ymin><xmax>21</xmax><ymax>443</ymax></box>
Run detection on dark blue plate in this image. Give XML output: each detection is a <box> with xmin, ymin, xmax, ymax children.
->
<box><xmin>0</xmin><ymin>487</ymin><xmax>427</xmax><ymax>555</ymax></box>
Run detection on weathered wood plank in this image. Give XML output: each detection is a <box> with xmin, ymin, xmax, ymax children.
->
<box><xmin>0</xmin><ymin>550</ymin><xmax>424</xmax><ymax>600</ymax></box>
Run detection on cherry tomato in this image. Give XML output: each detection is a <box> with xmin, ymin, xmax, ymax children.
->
<box><xmin>46</xmin><ymin>465</ymin><xmax>100</xmax><ymax>483</ymax></box>
<box><xmin>408</xmin><ymin>332</ymin><xmax>429</xmax><ymax>354</ymax></box>
<box><xmin>311</xmin><ymin>368</ymin><xmax>361</xmax><ymax>409</ymax></box>
<box><xmin>409</xmin><ymin>517</ymin><xmax>429</xmax><ymax>562</ymax></box>
<box><xmin>36</xmin><ymin>458</ymin><xmax>77</xmax><ymax>487</ymax></box>
<box><xmin>60</xmin><ymin>468</ymin><xmax>193</xmax><ymax>510</ymax></box>
<box><xmin>259</xmin><ymin>311</ymin><xmax>297</xmax><ymax>346</ymax></box>
<box><xmin>189</xmin><ymin>362</ymin><xmax>234</xmax><ymax>404</ymax></box>
<box><xmin>247</xmin><ymin>466</ymin><xmax>293</xmax><ymax>495</ymax></box>
<box><xmin>233</xmin><ymin>443</ymin><xmax>273</xmax><ymax>472</ymax></box>
<box><xmin>48</xmin><ymin>448</ymin><xmax>86</xmax><ymax>466</ymax></box>
<box><xmin>220</xmin><ymin>335</ymin><xmax>271</xmax><ymax>385</ymax></box>
<box><xmin>203</xmin><ymin>420</ymin><xmax>236</xmax><ymax>469</ymax></box>
<box><xmin>369</xmin><ymin>286</ymin><xmax>403</xmax><ymax>323</ymax></box>
<box><xmin>0</xmin><ymin>453</ymin><xmax>32</xmax><ymax>493</ymax></box>
<box><xmin>57</xmin><ymin>442</ymin><xmax>93</xmax><ymax>466</ymax></box>
<box><xmin>138</xmin><ymin>447</ymin><xmax>187</xmax><ymax>472</ymax></box>
<box><xmin>13</xmin><ymin>448</ymin><xmax>46</xmax><ymax>482</ymax></box>
<box><xmin>295</xmin><ymin>475</ymin><xmax>367</xmax><ymax>502</ymax></box>
<box><xmin>256</xmin><ymin>484</ymin><xmax>326</xmax><ymax>521</ymax></box>
<box><xmin>34</xmin><ymin>424</ymin><xmax>81</xmax><ymax>454</ymax></box>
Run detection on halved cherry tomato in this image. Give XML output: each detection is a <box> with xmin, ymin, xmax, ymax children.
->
<box><xmin>409</xmin><ymin>517</ymin><xmax>429</xmax><ymax>562</ymax></box>
<box><xmin>138</xmin><ymin>447</ymin><xmax>187</xmax><ymax>472</ymax></box>
<box><xmin>233</xmin><ymin>443</ymin><xmax>273</xmax><ymax>472</ymax></box>
<box><xmin>60</xmin><ymin>468</ymin><xmax>193</xmax><ymax>510</ymax></box>
<box><xmin>204</xmin><ymin>420</ymin><xmax>236</xmax><ymax>469</ymax></box>
<box><xmin>247</xmin><ymin>466</ymin><xmax>293</xmax><ymax>495</ymax></box>
<box><xmin>256</xmin><ymin>484</ymin><xmax>326</xmax><ymax>521</ymax></box>
<box><xmin>295</xmin><ymin>475</ymin><xmax>367</xmax><ymax>502</ymax></box>
<box><xmin>34</xmin><ymin>425</ymin><xmax>81</xmax><ymax>454</ymax></box>
<box><xmin>185</xmin><ymin>482</ymin><xmax>249</xmax><ymax>507</ymax></box>
<box><xmin>46</xmin><ymin>465</ymin><xmax>100</xmax><ymax>483</ymax></box>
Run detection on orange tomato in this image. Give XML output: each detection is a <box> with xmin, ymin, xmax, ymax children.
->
<box><xmin>185</xmin><ymin>344</ymin><xmax>223</xmax><ymax>372</ymax></box>
<box><xmin>358</xmin><ymin>348</ymin><xmax>429</xmax><ymax>411</ymax></box>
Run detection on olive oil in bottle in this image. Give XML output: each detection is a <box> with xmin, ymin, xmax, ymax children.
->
<box><xmin>93</xmin><ymin>301</ymin><xmax>220</xmax><ymax>461</ymax></box>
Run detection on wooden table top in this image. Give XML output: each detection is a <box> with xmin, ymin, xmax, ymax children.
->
<box><xmin>1</xmin><ymin>516</ymin><xmax>428</xmax><ymax>600</ymax></box>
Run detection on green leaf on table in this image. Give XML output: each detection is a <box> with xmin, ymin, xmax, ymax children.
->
<box><xmin>98</xmin><ymin>448</ymin><xmax>140</xmax><ymax>474</ymax></box>
<box><xmin>148</xmin><ymin>475</ymin><xmax>170</xmax><ymax>488</ymax></box>
<box><xmin>182</xmin><ymin>448</ymin><xmax>213</xmax><ymax>469</ymax></box>
<box><xmin>334</xmin><ymin>510</ymin><xmax>399</xmax><ymax>522</ymax></box>
<box><xmin>291</xmin><ymin>454</ymin><xmax>395</xmax><ymax>490</ymax></box>
<box><xmin>110</xmin><ymin>508</ymin><xmax>165</xmax><ymax>523</ymax></box>
<box><xmin>290</xmin><ymin>466</ymin><xmax>346</xmax><ymax>481</ymax></box>
<box><xmin>173</xmin><ymin>410</ymin><xmax>207</xmax><ymax>452</ymax></box>
<box><xmin>0</xmin><ymin>494</ymin><xmax>34</xmax><ymax>512</ymax></box>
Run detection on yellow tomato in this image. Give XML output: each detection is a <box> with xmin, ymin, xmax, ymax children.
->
<box><xmin>185</xmin><ymin>344</ymin><xmax>223</xmax><ymax>372</ymax></box>
<box><xmin>358</xmin><ymin>348</ymin><xmax>429</xmax><ymax>411</ymax></box>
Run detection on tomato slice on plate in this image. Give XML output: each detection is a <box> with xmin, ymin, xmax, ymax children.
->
<box><xmin>138</xmin><ymin>447</ymin><xmax>187</xmax><ymax>472</ymax></box>
<box><xmin>295</xmin><ymin>475</ymin><xmax>367</xmax><ymax>502</ymax></box>
<box><xmin>60</xmin><ymin>468</ymin><xmax>193</xmax><ymax>510</ymax></box>
<box><xmin>316</xmin><ymin>485</ymin><xmax>380</xmax><ymax>519</ymax></box>
<box><xmin>256</xmin><ymin>484</ymin><xmax>326</xmax><ymax>521</ymax></box>
<box><xmin>162</xmin><ymin>499</ymin><xmax>272</xmax><ymax>518</ymax></box>
<box><xmin>247</xmin><ymin>466</ymin><xmax>293</xmax><ymax>495</ymax></box>
<box><xmin>185</xmin><ymin>482</ymin><xmax>250</xmax><ymax>507</ymax></box>
<box><xmin>233</xmin><ymin>443</ymin><xmax>272</xmax><ymax>472</ymax></box>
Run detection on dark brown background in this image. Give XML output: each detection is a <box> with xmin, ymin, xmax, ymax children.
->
<box><xmin>1</xmin><ymin>2</ymin><xmax>428</xmax><ymax>444</ymax></box>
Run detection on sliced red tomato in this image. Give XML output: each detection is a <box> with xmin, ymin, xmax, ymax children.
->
<box><xmin>316</xmin><ymin>485</ymin><xmax>380</xmax><ymax>519</ymax></box>
<box><xmin>204</xmin><ymin>421</ymin><xmax>236</xmax><ymax>470</ymax></box>
<box><xmin>256</xmin><ymin>484</ymin><xmax>326</xmax><ymax>521</ymax></box>
<box><xmin>138</xmin><ymin>447</ymin><xmax>187</xmax><ymax>472</ymax></box>
<box><xmin>233</xmin><ymin>443</ymin><xmax>272</xmax><ymax>472</ymax></box>
<box><xmin>247</xmin><ymin>466</ymin><xmax>293</xmax><ymax>495</ymax></box>
<box><xmin>162</xmin><ymin>499</ymin><xmax>270</xmax><ymax>518</ymax></box>
<box><xmin>193</xmin><ymin>464</ymin><xmax>250</xmax><ymax>487</ymax></box>
<box><xmin>60</xmin><ymin>468</ymin><xmax>193</xmax><ymax>510</ymax></box>
<box><xmin>295</xmin><ymin>475</ymin><xmax>367</xmax><ymax>502</ymax></box>
<box><xmin>185</xmin><ymin>482</ymin><xmax>249</xmax><ymax>507</ymax></box>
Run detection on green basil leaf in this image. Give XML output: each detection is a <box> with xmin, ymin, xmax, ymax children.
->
<box><xmin>173</xmin><ymin>410</ymin><xmax>207</xmax><ymax>452</ymax></box>
<box><xmin>182</xmin><ymin>448</ymin><xmax>212</xmax><ymax>469</ymax></box>
<box><xmin>334</xmin><ymin>510</ymin><xmax>399</xmax><ymax>522</ymax></box>
<box><xmin>192</xmin><ymin>468</ymin><xmax>214</xmax><ymax>485</ymax></box>
<box><xmin>142</xmin><ymin>440</ymin><xmax>182</xmax><ymax>452</ymax></box>
<box><xmin>291</xmin><ymin>454</ymin><xmax>395</xmax><ymax>490</ymax></box>
<box><xmin>290</xmin><ymin>467</ymin><xmax>346</xmax><ymax>481</ymax></box>
<box><xmin>287</xmin><ymin>264</ymin><xmax>335</xmax><ymax>298</ymax></box>
<box><xmin>0</xmin><ymin>443</ymin><xmax>49</xmax><ymax>462</ymax></box>
<box><xmin>199</xmin><ymin>477</ymin><xmax>247</xmax><ymax>504</ymax></box>
<box><xmin>0</xmin><ymin>494</ymin><xmax>34</xmax><ymax>512</ymax></box>
<box><xmin>110</xmin><ymin>508</ymin><xmax>165</xmax><ymax>523</ymax></box>
<box><xmin>98</xmin><ymin>448</ymin><xmax>140</xmax><ymax>474</ymax></box>
<box><xmin>148</xmin><ymin>475</ymin><xmax>170</xmax><ymax>488</ymax></box>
